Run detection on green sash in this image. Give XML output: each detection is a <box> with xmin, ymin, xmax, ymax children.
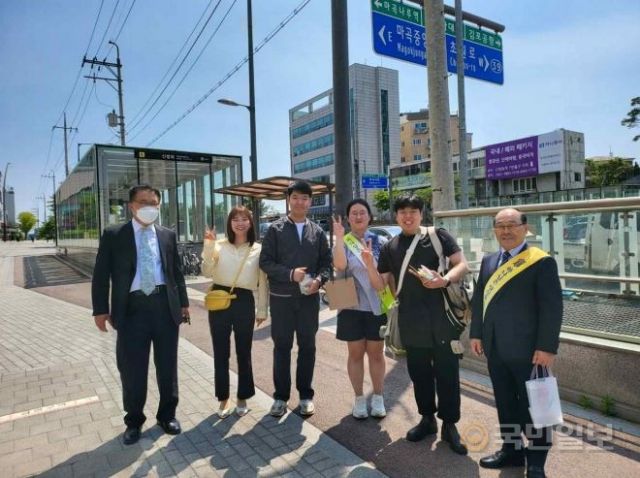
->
<box><xmin>343</xmin><ymin>232</ymin><xmax>395</xmax><ymax>313</ymax></box>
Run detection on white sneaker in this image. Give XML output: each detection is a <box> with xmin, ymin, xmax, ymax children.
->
<box><xmin>370</xmin><ymin>394</ymin><xmax>386</xmax><ymax>418</ymax></box>
<box><xmin>270</xmin><ymin>399</ymin><xmax>287</xmax><ymax>417</ymax></box>
<box><xmin>299</xmin><ymin>399</ymin><xmax>315</xmax><ymax>416</ymax></box>
<box><xmin>352</xmin><ymin>395</ymin><xmax>368</xmax><ymax>419</ymax></box>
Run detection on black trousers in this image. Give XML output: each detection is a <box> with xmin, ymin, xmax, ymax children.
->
<box><xmin>487</xmin><ymin>351</ymin><xmax>552</xmax><ymax>466</ymax></box>
<box><xmin>270</xmin><ymin>294</ymin><xmax>319</xmax><ymax>402</ymax></box>
<box><xmin>116</xmin><ymin>289</ymin><xmax>179</xmax><ymax>428</ymax></box>
<box><xmin>208</xmin><ymin>287</ymin><xmax>256</xmax><ymax>401</ymax></box>
<box><xmin>405</xmin><ymin>343</ymin><xmax>461</xmax><ymax>423</ymax></box>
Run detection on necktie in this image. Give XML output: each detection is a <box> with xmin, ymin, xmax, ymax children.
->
<box><xmin>140</xmin><ymin>227</ymin><xmax>156</xmax><ymax>295</ymax></box>
<box><xmin>499</xmin><ymin>250</ymin><xmax>511</xmax><ymax>267</ymax></box>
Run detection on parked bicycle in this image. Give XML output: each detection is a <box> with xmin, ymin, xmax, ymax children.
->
<box><xmin>179</xmin><ymin>245</ymin><xmax>202</xmax><ymax>277</ymax></box>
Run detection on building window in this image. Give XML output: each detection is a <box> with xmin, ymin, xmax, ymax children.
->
<box><xmin>513</xmin><ymin>177</ymin><xmax>537</xmax><ymax>193</ymax></box>
<box><xmin>413</xmin><ymin>154</ymin><xmax>422</xmax><ymax>161</ymax></box>
<box><xmin>453</xmin><ymin>162</ymin><xmax>458</xmax><ymax>172</ymax></box>
<box><xmin>311</xmin><ymin>175</ymin><xmax>330</xmax><ymax>184</ymax></box>
<box><xmin>293</xmin><ymin>153</ymin><xmax>334</xmax><ymax>173</ymax></box>
<box><xmin>311</xmin><ymin>195</ymin><xmax>326</xmax><ymax>207</ymax></box>
<box><xmin>574</xmin><ymin>172</ymin><xmax>581</xmax><ymax>182</ymax></box>
<box><xmin>414</xmin><ymin>122</ymin><xmax>427</xmax><ymax>134</ymax></box>
<box><xmin>413</xmin><ymin>138</ymin><xmax>422</xmax><ymax>145</ymax></box>
<box><xmin>291</xmin><ymin>113</ymin><xmax>334</xmax><ymax>139</ymax></box>
<box><xmin>292</xmin><ymin>134</ymin><xmax>334</xmax><ymax>157</ymax></box>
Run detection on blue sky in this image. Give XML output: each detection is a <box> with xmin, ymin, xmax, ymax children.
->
<box><xmin>1</xmin><ymin>0</ymin><xmax>639</xmax><ymax>217</ymax></box>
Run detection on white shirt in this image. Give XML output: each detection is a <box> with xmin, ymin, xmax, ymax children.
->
<box><xmin>295</xmin><ymin>222</ymin><xmax>305</xmax><ymax>242</ymax></box>
<box><xmin>499</xmin><ymin>240</ymin><xmax>527</xmax><ymax>267</ymax></box>
<box><xmin>130</xmin><ymin>220</ymin><xmax>165</xmax><ymax>292</ymax></box>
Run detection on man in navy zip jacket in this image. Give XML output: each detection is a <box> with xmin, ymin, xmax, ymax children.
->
<box><xmin>259</xmin><ymin>181</ymin><xmax>331</xmax><ymax>418</ymax></box>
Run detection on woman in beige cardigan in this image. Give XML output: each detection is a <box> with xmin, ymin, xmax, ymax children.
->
<box><xmin>202</xmin><ymin>206</ymin><xmax>268</xmax><ymax>418</ymax></box>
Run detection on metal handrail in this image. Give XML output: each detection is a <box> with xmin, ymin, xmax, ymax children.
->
<box><xmin>434</xmin><ymin>196</ymin><xmax>640</xmax><ymax>219</ymax></box>
<box><xmin>560</xmin><ymin>272</ymin><xmax>640</xmax><ymax>284</ymax></box>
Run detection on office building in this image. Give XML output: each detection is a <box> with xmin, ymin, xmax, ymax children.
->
<box><xmin>289</xmin><ymin>64</ymin><xmax>400</xmax><ymax>217</ymax></box>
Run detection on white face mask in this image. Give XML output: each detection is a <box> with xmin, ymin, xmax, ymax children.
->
<box><xmin>136</xmin><ymin>206</ymin><xmax>159</xmax><ymax>225</ymax></box>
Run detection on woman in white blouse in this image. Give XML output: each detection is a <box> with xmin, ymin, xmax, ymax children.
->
<box><xmin>202</xmin><ymin>206</ymin><xmax>268</xmax><ymax>418</ymax></box>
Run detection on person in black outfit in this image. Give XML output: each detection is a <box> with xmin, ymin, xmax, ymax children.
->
<box><xmin>470</xmin><ymin>208</ymin><xmax>562</xmax><ymax>478</ymax></box>
<box><xmin>259</xmin><ymin>180</ymin><xmax>332</xmax><ymax>417</ymax></box>
<box><xmin>92</xmin><ymin>185</ymin><xmax>190</xmax><ymax>445</ymax></box>
<box><xmin>374</xmin><ymin>194</ymin><xmax>469</xmax><ymax>455</ymax></box>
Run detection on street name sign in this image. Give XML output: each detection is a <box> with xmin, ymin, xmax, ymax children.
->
<box><xmin>362</xmin><ymin>174</ymin><xmax>389</xmax><ymax>189</ymax></box>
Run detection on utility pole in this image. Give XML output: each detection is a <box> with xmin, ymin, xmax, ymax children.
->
<box><xmin>331</xmin><ymin>0</ymin><xmax>353</xmax><ymax>217</ymax></box>
<box><xmin>83</xmin><ymin>40</ymin><xmax>126</xmax><ymax>145</ymax></box>
<box><xmin>455</xmin><ymin>0</ymin><xmax>469</xmax><ymax>209</ymax></box>
<box><xmin>53</xmin><ymin>112</ymin><xmax>78</xmax><ymax>177</ymax></box>
<box><xmin>42</xmin><ymin>172</ymin><xmax>57</xmax><ymax>246</ymax></box>
<box><xmin>2</xmin><ymin>162</ymin><xmax>11</xmax><ymax>242</ymax></box>
<box><xmin>37</xmin><ymin>195</ymin><xmax>47</xmax><ymax>222</ymax></box>
<box><xmin>424</xmin><ymin>0</ymin><xmax>455</xmax><ymax>212</ymax></box>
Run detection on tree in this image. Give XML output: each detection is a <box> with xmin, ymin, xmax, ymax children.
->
<box><xmin>17</xmin><ymin>211</ymin><xmax>36</xmax><ymax>238</ymax></box>
<box><xmin>621</xmin><ymin>97</ymin><xmax>640</xmax><ymax>142</ymax></box>
<box><xmin>372</xmin><ymin>190</ymin><xmax>390</xmax><ymax>214</ymax></box>
<box><xmin>38</xmin><ymin>216</ymin><xmax>56</xmax><ymax>241</ymax></box>
<box><xmin>585</xmin><ymin>158</ymin><xmax>635</xmax><ymax>187</ymax></box>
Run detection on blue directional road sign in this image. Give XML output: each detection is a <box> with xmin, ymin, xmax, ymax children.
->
<box><xmin>372</xmin><ymin>12</ymin><xmax>426</xmax><ymax>66</ymax></box>
<box><xmin>445</xmin><ymin>35</ymin><xmax>503</xmax><ymax>84</ymax></box>
<box><xmin>362</xmin><ymin>174</ymin><xmax>389</xmax><ymax>189</ymax></box>
<box><xmin>371</xmin><ymin>7</ymin><xmax>504</xmax><ymax>84</ymax></box>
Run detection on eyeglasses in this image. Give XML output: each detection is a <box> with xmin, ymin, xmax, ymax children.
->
<box><xmin>493</xmin><ymin>223</ymin><xmax>525</xmax><ymax>231</ymax></box>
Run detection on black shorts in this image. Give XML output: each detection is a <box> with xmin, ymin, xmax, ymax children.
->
<box><xmin>336</xmin><ymin>309</ymin><xmax>387</xmax><ymax>342</ymax></box>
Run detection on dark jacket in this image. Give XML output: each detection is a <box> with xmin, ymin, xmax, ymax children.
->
<box><xmin>259</xmin><ymin>216</ymin><xmax>332</xmax><ymax>297</ymax></box>
<box><xmin>470</xmin><ymin>248</ymin><xmax>563</xmax><ymax>362</ymax></box>
<box><xmin>91</xmin><ymin>221</ymin><xmax>189</xmax><ymax>327</ymax></box>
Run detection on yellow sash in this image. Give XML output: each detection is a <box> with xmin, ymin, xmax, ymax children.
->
<box><xmin>483</xmin><ymin>247</ymin><xmax>549</xmax><ymax>318</ymax></box>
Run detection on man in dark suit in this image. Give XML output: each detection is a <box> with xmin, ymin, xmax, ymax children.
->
<box><xmin>92</xmin><ymin>185</ymin><xmax>190</xmax><ymax>445</ymax></box>
<box><xmin>470</xmin><ymin>208</ymin><xmax>563</xmax><ymax>478</ymax></box>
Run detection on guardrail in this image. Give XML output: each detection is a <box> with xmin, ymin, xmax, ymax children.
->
<box><xmin>433</xmin><ymin>197</ymin><xmax>640</xmax><ymax>343</ymax></box>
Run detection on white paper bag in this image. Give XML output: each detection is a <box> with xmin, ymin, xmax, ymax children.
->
<box><xmin>526</xmin><ymin>366</ymin><xmax>564</xmax><ymax>428</ymax></box>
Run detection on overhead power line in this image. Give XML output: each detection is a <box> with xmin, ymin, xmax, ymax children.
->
<box><xmin>128</xmin><ymin>0</ymin><xmax>238</xmax><ymax>142</ymax></box>
<box><xmin>146</xmin><ymin>0</ymin><xmax>313</xmax><ymax>146</ymax></box>
<box><xmin>84</xmin><ymin>0</ymin><xmax>106</xmax><ymax>56</ymax></box>
<box><xmin>93</xmin><ymin>0</ymin><xmax>122</xmax><ymax>58</ymax></box>
<box><xmin>104</xmin><ymin>0</ymin><xmax>138</xmax><ymax>56</ymax></box>
<box><xmin>127</xmin><ymin>0</ymin><xmax>217</xmax><ymax>127</ymax></box>
<box><xmin>127</xmin><ymin>0</ymin><xmax>226</xmax><ymax>134</ymax></box>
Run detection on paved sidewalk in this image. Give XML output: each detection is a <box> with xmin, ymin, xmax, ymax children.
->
<box><xmin>0</xmin><ymin>244</ymin><xmax>384</xmax><ymax>478</ymax></box>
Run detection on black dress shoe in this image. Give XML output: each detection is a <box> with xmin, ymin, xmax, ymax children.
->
<box><xmin>123</xmin><ymin>426</ymin><xmax>141</xmax><ymax>445</ymax></box>
<box><xmin>157</xmin><ymin>418</ymin><xmax>181</xmax><ymax>435</ymax></box>
<box><xmin>406</xmin><ymin>415</ymin><xmax>438</xmax><ymax>442</ymax></box>
<box><xmin>479</xmin><ymin>449</ymin><xmax>525</xmax><ymax>469</ymax></box>
<box><xmin>441</xmin><ymin>423</ymin><xmax>468</xmax><ymax>455</ymax></box>
<box><xmin>527</xmin><ymin>465</ymin><xmax>546</xmax><ymax>478</ymax></box>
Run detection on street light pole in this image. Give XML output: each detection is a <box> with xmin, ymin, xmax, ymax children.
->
<box><xmin>216</xmin><ymin>0</ymin><xmax>259</xmax><ymax>233</ymax></box>
<box><xmin>42</xmin><ymin>172</ymin><xmax>57</xmax><ymax>247</ymax></box>
<box><xmin>2</xmin><ymin>162</ymin><xmax>11</xmax><ymax>242</ymax></box>
<box><xmin>246</xmin><ymin>0</ymin><xmax>259</xmax><ymax>234</ymax></box>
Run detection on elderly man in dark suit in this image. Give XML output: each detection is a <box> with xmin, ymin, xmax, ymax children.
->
<box><xmin>470</xmin><ymin>208</ymin><xmax>563</xmax><ymax>478</ymax></box>
<box><xmin>92</xmin><ymin>185</ymin><xmax>190</xmax><ymax>445</ymax></box>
